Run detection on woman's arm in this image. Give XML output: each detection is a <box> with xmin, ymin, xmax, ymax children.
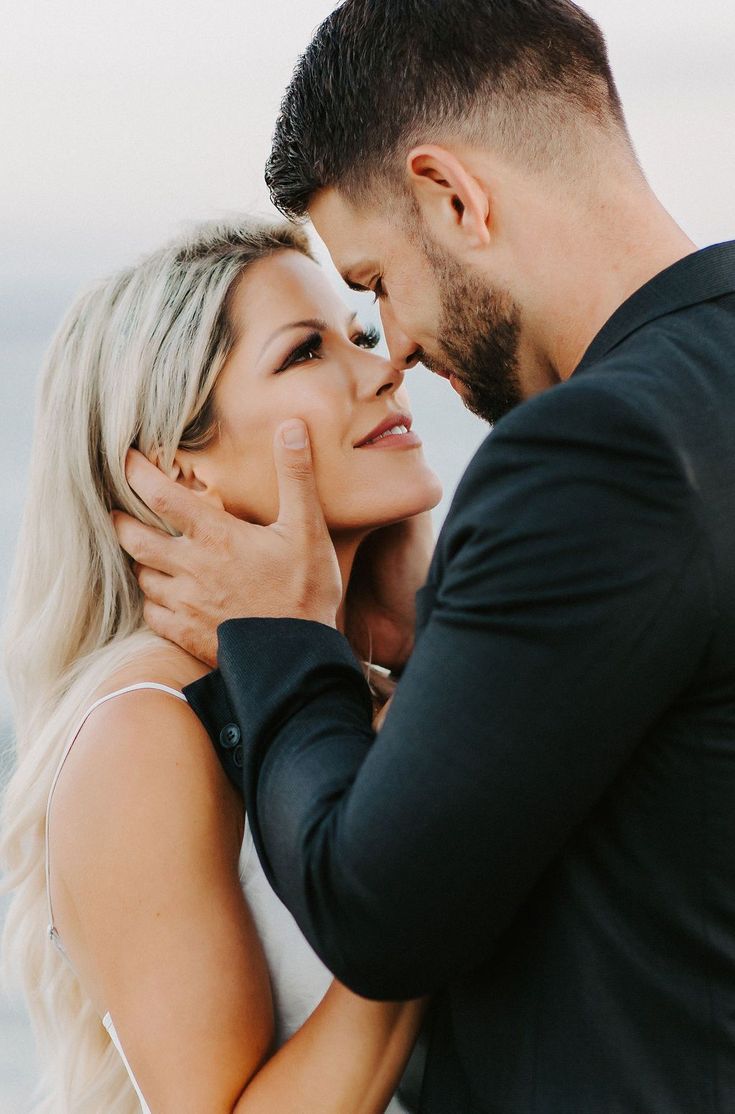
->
<box><xmin>235</xmin><ymin>985</ymin><xmax>424</xmax><ymax>1114</ymax></box>
<box><xmin>51</xmin><ymin>689</ymin><xmax>421</xmax><ymax>1114</ymax></box>
<box><xmin>234</xmin><ymin>686</ymin><xmax>423</xmax><ymax>1114</ymax></box>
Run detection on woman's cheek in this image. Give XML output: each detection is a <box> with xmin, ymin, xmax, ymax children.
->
<box><xmin>218</xmin><ymin>440</ymin><xmax>281</xmax><ymax>525</ymax></box>
<box><xmin>307</xmin><ymin>435</ymin><xmax>342</xmax><ymax>520</ymax></box>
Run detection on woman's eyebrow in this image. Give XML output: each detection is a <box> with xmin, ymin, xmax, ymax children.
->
<box><xmin>259</xmin><ymin>313</ymin><xmax>359</xmax><ymax>359</ymax></box>
<box><xmin>259</xmin><ymin>318</ymin><xmax>328</xmax><ymax>359</ymax></box>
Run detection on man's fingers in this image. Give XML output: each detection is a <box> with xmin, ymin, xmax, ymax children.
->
<box><xmin>125</xmin><ymin>449</ymin><xmax>218</xmax><ymax>539</ymax></box>
<box><xmin>273</xmin><ymin>421</ymin><xmax>327</xmax><ymax>537</ymax></box>
<box><xmin>113</xmin><ymin>512</ymin><xmax>183</xmax><ymax>575</ymax></box>
<box><xmin>137</xmin><ymin>565</ymin><xmax>177</xmax><ymax>610</ymax></box>
<box><xmin>142</xmin><ymin>600</ymin><xmax>218</xmax><ymax>668</ymax></box>
<box><xmin>142</xmin><ymin>599</ymin><xmax>180</xmax><ymax>644</ymax></box>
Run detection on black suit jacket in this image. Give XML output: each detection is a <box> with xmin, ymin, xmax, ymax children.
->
<box><xmin>186</xmin><ymin>243</ymin><xmax>735</xmax><ymax>1113</ymax></box>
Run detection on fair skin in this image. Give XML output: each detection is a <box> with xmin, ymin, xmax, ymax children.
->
<box><xmin>115</xmin><ymin>132</ymin><xmax>698</xmax><ymax>661</ymax></box>
<box><xmin>116</xmin><ymin>250</ymin><xmax>440</xmax><ymax>665</ymax></box>
<box><xmin>51</xmin><ymin>253</ymin><xmax>440</xmax><ymax>1112</ymax></box>
<box><xmin>310</xmin><ymin>141</ymin><xmax>697</xmax><ymax>396</ymax></box>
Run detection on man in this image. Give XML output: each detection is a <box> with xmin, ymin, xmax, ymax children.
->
<box><xmin>115</xmin><ymin>1</ymin><xmax>735</xmax><ymax>1110</ymax></box>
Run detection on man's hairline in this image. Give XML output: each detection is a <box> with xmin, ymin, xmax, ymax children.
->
<box><xmin>302</xmin><ymin>102</ymin><xmax>633</xmax><ymax>219</ymax></box>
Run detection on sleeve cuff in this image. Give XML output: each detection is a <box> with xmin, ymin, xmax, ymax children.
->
<box><xmin>183</xmin><ymin>668</ymin><xmax>244</xmax><ymax>790</ymax></box>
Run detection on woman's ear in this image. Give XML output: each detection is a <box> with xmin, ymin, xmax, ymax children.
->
<box><xmin>166</xmin><ymin>450</ymin><xmax>225</xmax><ymax>511</ymax></box>
<box><xmin>406</xmin><ymin>144</ymin><xmax>492</xmax><ymax>253</ymax></box>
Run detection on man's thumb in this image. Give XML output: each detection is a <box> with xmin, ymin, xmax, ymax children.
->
<box><xmin>274</xmin><ymin>420</ymin><xmax>323</xmax><ymax>531</ymax></box>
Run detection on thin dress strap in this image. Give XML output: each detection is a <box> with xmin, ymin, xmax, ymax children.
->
<box><xmin>45</xmin><ymin>682</ymin><xmax>188</xmax><ymax>949</ymax></box>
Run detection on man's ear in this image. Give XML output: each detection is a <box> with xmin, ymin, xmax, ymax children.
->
<box><xmin>406</xmin><ymin>144</ymin><xmax>492</xmax><ymax>252</ymax></box>
<box><xmin>155</xmin><ymin>449</ymin><xmax>225</xmax><ymax>511</ymax></box>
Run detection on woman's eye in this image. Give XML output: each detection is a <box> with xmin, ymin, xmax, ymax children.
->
<box><xmin>275</xmin><ymin>332</ymin><xmax>324</xmax><ymax>372</ymax></box>
<box><xmin>297</xmin><ymin>347</ymin><xmax>320</xmax><ymax>363</ymax></box>
<box><xmin>352</xmin><ymin>324</ymin><xmax>381</xmax><ymax>350</ymax></box>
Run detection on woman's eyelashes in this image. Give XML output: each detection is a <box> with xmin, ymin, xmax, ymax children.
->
<box><xmin>275</xmin><ymin>331</ymin><xmax>323</xmax><ymax>372</ymax></box>
<box><xmin>275</xmin><ymin>325</ymin><xmax>381</xmax><ymax>372</ymax></box>
<box><xmin>353</xmin><ymin>324</ymin><xmax>381</xmax><ymax>350</ymax></box>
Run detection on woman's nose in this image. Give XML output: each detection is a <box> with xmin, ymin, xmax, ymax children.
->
<box><xmin>380</xmin><ymin>301</ymin><xmax>422</xmax><ymax>372</ymax></box>
<box><xmin>354</xmin><ymin>350</ymin><xmax>404</xmax><ymax>400</ymax></box>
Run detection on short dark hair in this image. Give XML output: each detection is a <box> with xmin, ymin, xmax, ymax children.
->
<box><xmin>266</xmin><ymin>0</ymin><xmax>630</xmax><ymax>220</ymax></box>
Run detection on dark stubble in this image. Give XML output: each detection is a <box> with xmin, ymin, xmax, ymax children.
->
<box><xmin>421</xmin><ymin>239</ymin><xmax>524</xmax><ymax>425</ymax></box>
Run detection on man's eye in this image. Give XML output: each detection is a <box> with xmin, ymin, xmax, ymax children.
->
<box><xmin>372</xmin><ymin>277</ymin><xmax>386</xmax><ymax>304</ymax></box>
<box><xmin>276</xmin><ymin>332</ymin><xmax>324</xmax><ymax>372</ymax></box>
<box><xmin>352</xmin><ymin>324</ymin><xmax>381</xmax><ymax>350</ymax></box>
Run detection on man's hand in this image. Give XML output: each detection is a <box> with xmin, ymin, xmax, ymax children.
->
<box><xmin>113</xmin><ymin>420</ymin><xmax>342</xmax><ymax>666</ymax></box>
<box><xmin>345</xmin><ymin>511</ymin><xmax>435</xmax><ymax>673</ymax></box>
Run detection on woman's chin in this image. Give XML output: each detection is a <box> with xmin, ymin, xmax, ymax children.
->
<box><xmin>407</xmin><ymin>472</ymin><xmax>443</xmax><ymax>516</ymax></box>
<box><xmin>378</xmin><ymin>474</ymin><xmax>444</xmax><ymax>524</ymax></box>
<box><xmin>330</xmin><ymin>477</ymin><xmax>444</xmax><ymax>535</ymax></box>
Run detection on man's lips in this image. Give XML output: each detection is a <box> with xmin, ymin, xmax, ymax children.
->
<box><xmin>426</xmin><ymin>363</ymin><xmax>470</xmax><ymax>395</ymax></box>
<box><xmin>354</xmin><ymin>412</ymin><xmax>415</xmax><ymax>448</ymax></box>
<box><xmin>422</xmin><ymin>359</ymin><xmax>466</xmax><ymax>387</ymax></box>
<box><xmin>418</xmin><ymin>353</ymin><xmax>451</xmax><ymax>381</ymax></box>
<box><xmin>448</xmin><ymin>372</ymin><xmax>471</xmax><ymax>396</ymax></box>
<box><xmin>425</xmin><ymin>360</ymin><xmax>469</xmax><ymax>396</ymax></box>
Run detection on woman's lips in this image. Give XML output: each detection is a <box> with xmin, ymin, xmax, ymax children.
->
<box><xmin>354</xmin><ymin>413</ymin><xmax>415</xmax><ymax>448</ymax></box>
<box><xmin>356</xmin><ymin>428</ymin><xmax>423</xmax><ymax>450</ymax></box>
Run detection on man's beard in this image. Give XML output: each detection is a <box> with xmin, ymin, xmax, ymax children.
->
<box><xmin>421</xmin><ymin>240</ymin><xmax>524</xmax><ymax>425</ymax></box>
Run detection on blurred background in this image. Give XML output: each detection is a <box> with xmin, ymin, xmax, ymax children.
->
<box><xmin>0</xmin><ymin>0</ymin><xmax>733</xmax><ymax>1108</ymax></box>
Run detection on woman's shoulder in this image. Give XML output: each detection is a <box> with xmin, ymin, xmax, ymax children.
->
<box><xmin>87</xmin><ymin>637</ymin><xmax>211</xmax><ymax>703</ymax></box>
<box><xmin>47</xmin><ymin>641</ymin><xmax>246</xmax><ymax>1019</ymax></box>
<box><xmin>51</xmin><ymin>641</ymin><xmax>241</xmax><ymax>870</ymax></box>
<box><xmin>64</xmin><ymin>639</ymin><xmax>218</xmax><ymax>796</ymax></box>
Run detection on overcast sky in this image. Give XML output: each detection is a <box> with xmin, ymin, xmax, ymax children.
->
<box><xmin>0</xmin><ymin>0</ymin><xmax>733</xmax><ymax>544</ymax></box>
<box><xmin>2</xmin><ymin>0</ymin><xmax>734</xmax><ymax>287</ymax></box>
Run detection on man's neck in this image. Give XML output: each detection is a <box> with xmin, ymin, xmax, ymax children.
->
<box><xmin>525</xmin><ymin>184</ymin><xmax>698</xmax><ymax>390</ymax></box>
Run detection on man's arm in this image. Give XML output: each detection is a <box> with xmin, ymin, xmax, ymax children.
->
<box><xmin>190</xmin><ymin>380</ymin><xmax>715</xmax><ymax>1000</ymax></box>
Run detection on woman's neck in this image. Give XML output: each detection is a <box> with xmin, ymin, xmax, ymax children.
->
<box><xmin>333</xmin><ymin>533</ymin><xmax>366</xmax><ymax>635</ymax></box>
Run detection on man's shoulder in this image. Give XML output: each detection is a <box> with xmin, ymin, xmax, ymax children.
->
<box><xmin>457</xmin><ymin>290</ymin><xmax>735</xmax><ymax>511</ymax></box>
<box><xmin>438</xmin><ymin>286</ymin><xmax>735</xmax><ymax>550</ymax></box>
<box><xmin>444</xmin><ymin>371</ymin><xmax>676</xmax><ymax>530</ymax></box>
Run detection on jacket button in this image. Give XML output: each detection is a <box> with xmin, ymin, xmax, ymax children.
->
<box><xmin>220</xmin><ymin>723</ymin><xmax>241</xmax><ymax>749</ymax></box>
<box><xmin>232</xmin><ymin>744</ymin><xmax>244</xmax><ymax>769</ymax></box>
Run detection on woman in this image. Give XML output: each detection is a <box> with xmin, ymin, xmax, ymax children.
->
<box><xmin>0</xmin><ymin>218</ymin><xmax>442</xmax><ymax>1113</ymax></box>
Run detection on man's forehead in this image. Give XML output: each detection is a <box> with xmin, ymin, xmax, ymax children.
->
<box><xmin>309</xmin><ymin>187</ymin><xmax>383</xmax><ymax>283</ymax></box>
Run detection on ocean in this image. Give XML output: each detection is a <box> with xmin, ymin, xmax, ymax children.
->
<box><xmin>0</xmin><ymin>275</ymin><xmax>488</xmax><ymax>1109</ymax></box>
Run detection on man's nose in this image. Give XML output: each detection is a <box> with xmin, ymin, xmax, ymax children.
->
<box><xmin>380</xmin><ymin>302</ymin><xmax>422</xmax><ymax>372</ymax></box>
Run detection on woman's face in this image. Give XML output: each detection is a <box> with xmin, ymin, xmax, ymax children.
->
<box><xmin>185</xmin><ymin>250</ymin><xmax>442</xmax><ymax>534</ymax></box>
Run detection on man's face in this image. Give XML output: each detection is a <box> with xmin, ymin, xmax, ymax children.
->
<box><xmin>309</xmin><ymin>187</ymin><xmax>524</xmax><ymax>424</ymax></box>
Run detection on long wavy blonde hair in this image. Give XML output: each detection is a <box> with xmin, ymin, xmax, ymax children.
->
<box><xmin>0</xmin><ymin>217</ymin><xmax>311</xmax><ymax>1113</ymax></box>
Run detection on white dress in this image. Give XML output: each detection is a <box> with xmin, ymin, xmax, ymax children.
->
<box><xmin>44</xmin><ymin>683</ymin><xmax>408</xmax><ymax>1114</ymax></box>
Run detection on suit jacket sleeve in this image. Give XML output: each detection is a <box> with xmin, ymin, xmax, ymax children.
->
<box><xmin>191</xmin><ymin>378</ymin><xmax>715</xmax><ymax>1000</ymax></box>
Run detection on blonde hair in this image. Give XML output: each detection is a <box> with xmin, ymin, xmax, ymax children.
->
<box><xmin>0</xmin><ymin>217</ymin><xmax>311</xmax><ymax>1112</ymax></box>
